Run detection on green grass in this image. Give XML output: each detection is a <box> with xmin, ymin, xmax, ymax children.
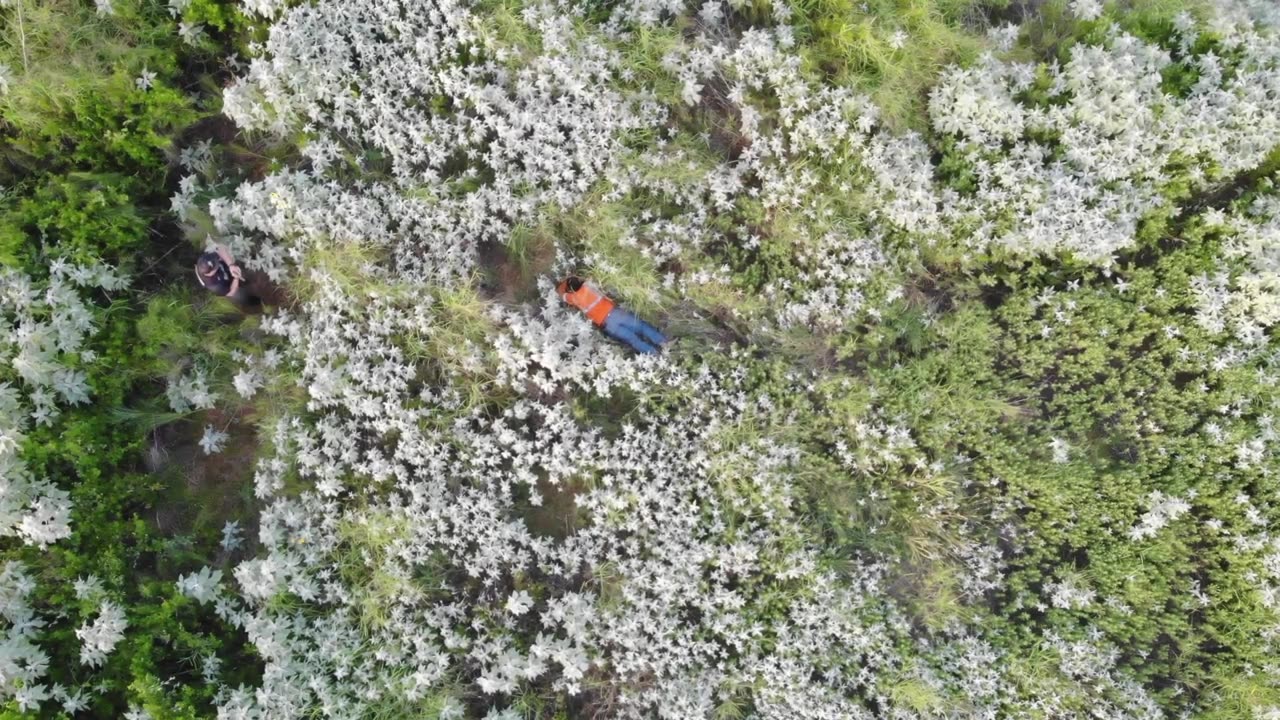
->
<box><xmin>288</xmin><ymin>239</ymin><xmax>396</xmax><ymax>302</ymax></box>
<box><xmin>334</xmin><ymin>510</ymin><xmax>421</xmax><ymax>630</ymax></box>
<box><xmin>0</xmin><ymin>0</ymin><xmax>163</xmax><ymax>97</ymax></box>
<box><xmin>0</xmin><ymin>0</ymin><xmax>196</xmax><ymax>174</ymax></box>
<box><xmin>790</xmin><ymin>0</ymin><xmax>991</xmax><ymax>130</ymax></box>
<box><xmin>529</xmin><ymin>195</ymin><xmax>673</xmax><ymax>317</ymax></box>
<box><xmin>612</xmin><ymin>21</ymin><xmax>687</xmax><ymax>106</ymax></box>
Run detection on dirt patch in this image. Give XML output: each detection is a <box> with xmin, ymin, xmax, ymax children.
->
<box><xmin>243</xmin><ymin>269</ymin><xmax>294</xmax><ymax>310</ymax></box>
<box><xmin>522</xmin><ymin>475</ymin><xmax>589</xmax><ymax>540</ymax></box>
<box><xmin>477</xmin><ymin>236</ymin><xmax>558</xmax><ymax>305</ymax></box>
<box><xmin>904</xmin><ymin>272</ymin><xmax>956</xmax><ymax>314</ymax></box>
<box><xmin>477</xmin><ymin>241</ymin><xmax>521</xmax><ymax>304</ymax></box>
<box><xmin>149</xmin><ymin>407</ymin><xmax>261</xmax><ymax>566</ymax></box>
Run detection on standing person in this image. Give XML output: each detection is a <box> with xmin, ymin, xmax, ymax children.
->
<box><xmin>557</xmin><ymin>275</ymin><xmax>669</xmax><ymax>354</ymax></box>
<box><xmin>195</xmin><ymin>244</ymin><xmax>261</xmax><ymax>309</ymax></box>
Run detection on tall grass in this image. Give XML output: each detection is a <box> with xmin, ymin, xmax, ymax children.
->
<box><xmin>287</xmin><ymin>240</ymin><xmax>394</xmax><ymax>302</ymax></box>
<box><xmin>0</xmin><ymin>0</ymin><xmax>174</xmax><ymax>130</ymax></box>
<box><xmin>790</xmin><ymin>0</ymin><xmax>991</xmax><ymax>130</ymax></box>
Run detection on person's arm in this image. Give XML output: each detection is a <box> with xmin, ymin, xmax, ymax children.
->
<box><xmin>227</xmin><ymin>274</ymin><xmax>240</xmax><ymax>297</ymax></box>
<box><xmin>215</xmin><ymin>245</ymin><xmax>245</xmax><ymax>281</ymax></box>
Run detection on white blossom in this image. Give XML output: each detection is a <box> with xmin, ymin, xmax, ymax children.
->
<box><xmin>221</xmin><ymin>520</ymin><xmax>244</xmax><ymax>551</ymax></box>
<box><xmin>135</xmin><ymin>67</ymin><xmax>157</xmax><ymax>92</ymax></box>
<box><xmin>73</xmin><ymin>575</ymin><xmax>104</xmax><ymax>602</ymax></box>
<box><xmin>1048</xmin><ymin>576</ymin><xmax>1097</xmax><ymax>609</ymax></box>
<box><xmin>75</xmin><ymin>601</ymin><xmax>127</xmax><ymax>668</ymax></box>
<box><xmin>505</xmin><ymin>590</ymin><xmax>534</xmax><ymax>616</ymax></box>
<box><xmin>1128</xmin><ymin>491</ymin><xmax>1192</xmax><ymax>541</ymax></box>
<box><xmin>1070</xmin><ymin>0</ymin><xmax>1104</xmax><ymax>21</ymax></box>
<box><xmin>168</xmin><ymin>4</ymin><xmax>1280</xmax><ymax>718</ymax></box>
<box><xmin>178</xmin><ymin>21</ymin><xmax>206</xmax><ymax>45</ymax></box>
<box><xmin>199</xmin><ymin>425</ymin><xmax>230</xmax><ymax>455</ymax></box>
<box><xmin>1050</xmin><ymin>437</ymin><xmax>1071</xmax><ymax>464</ymax></box>
<box><xmin>178</xmin><ymin>567</ymin><xmax>224</xmax><ymax>605</ymax></box>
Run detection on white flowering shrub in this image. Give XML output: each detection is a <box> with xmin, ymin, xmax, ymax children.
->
<box><xmin>199</xmin><ymin>425</ymin><xmax>230</xmax><ymax>455</ymax></box>
<box><xmin>0</xmin><ymin>262</ymin><xmax>123</xmax><ymax>424</ymax></box>
<box><xmin>0</xmin><ymin>262</ymin><xmax>124</xmax><ymax>549</ymax></box>
<box><xmin>178</xmin><ymin>566</ymin><xmax>224</xmax><ymax>605</ymax></box>
<box><xmin>146</xmin><ymin>0</ymin><xmax>1280</xmax><ymax>717</ymax></box>
<box><xmin>167</xmin><ymin>366</ymin><xmax>219</xmax><ymax>413</ymax></box>
<box><xmin>207</xmin><ymin>341</ymin><xmax>933</xmax><ymax>717</ymax></box>
<box><xmin>929</xmin><ymin>24</ymin><xmax>1280</xmax><ymax>263</ymax></box>
<box><xmin>1189</xmin><ymin>192</ymin><xmax>1280</xmax><ymax>345</ymax></box>
<box><xmin>1127</xmin><ymin>491</ymin><xmax>1192</xmax><ymax>541</ymax></box>
<box><xmin>0</xmin><ymin>561</ymin><xmax>46</xmax><ymax>705</ymax></box>
<box><xmin>209</xmin><ymin>0</ymin><xmax>667</xmax><ymax>290</ymax></box>
<box><xmin>0</xmin><ymin>255</ymin><xmax>149</xmax><ymax>710</ymax></box>
<box><xmin>76</xmin><ymin>600</ymin><xmax>128</xmax><ymax>668</ymax></box>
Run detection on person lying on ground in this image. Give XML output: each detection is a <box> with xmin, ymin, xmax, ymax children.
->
<box><xmin>195</xmin><ymin>244</ymin><xmax>262</xmax><ymax>309</ymax></box>
<box><xmin>557</xmin><ymin>275</ymin><xmax>669</xmax><ymax>355</ymax></box>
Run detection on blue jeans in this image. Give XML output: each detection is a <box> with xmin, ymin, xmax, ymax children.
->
<box><xmin>602</xmin><ymin>309</ymin><xmax>668</xmax><ymax>354</ymax></box>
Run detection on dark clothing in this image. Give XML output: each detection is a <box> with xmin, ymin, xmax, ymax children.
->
<box><xmin>196</xmin><ymin>252</ymin><xmax>262</xmax><ymax>309</ymax></box>
<box><xmin>196</xmin><ymin>252</ymin><xmax>235</xmax><ymax>296</ymax></box>
<box><xmin>225</xmin><ymin>285</ymin><xmax>262</xmax><ymax>309</ymax></box>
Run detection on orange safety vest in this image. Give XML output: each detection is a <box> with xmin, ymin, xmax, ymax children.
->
<box><xmin>557</xmin><ymin>280</ymin><xmax>616</xmax><ymax>326</ymax></box>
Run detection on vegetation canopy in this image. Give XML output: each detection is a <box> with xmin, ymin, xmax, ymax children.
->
<box><xmin>1</xmin><ymin>0</ymin><xmax>1280</xmax><ymax>717</ymax></box>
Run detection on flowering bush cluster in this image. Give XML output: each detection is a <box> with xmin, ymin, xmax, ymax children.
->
<box><xmin>156</xmin><ymin>0</ymin><xmax>1280</xmax><ymax>717</ymax></box>
<box><xmin>0</xmin><ymin>262</ymin><xmax>124</xmax><ymax>550</ymax></box>
<box><xmin>206</xmin><ymin>0</ymin><xmax>666</xmax><ymax>289</ymax></box>
<box><xmin>3</xmin><ymin>0</ymin><xmax>1280</xmax><ymax>716</ymax></box>
<box><xmin>930</xmin><ymin>18</ymin><xmax>1280</xmax><ymax>263</ymax></box>
<box><xmin>1190</xmin><ymin>190</ymin><xmax>1280</xmax><ymax>343</ymax></box>
<box><xmin>198</xmin><ymin>271</ymin><xmax>1280</xmax><ymax>717</ymax></box>
<box><xmin>203</xmin><ymin>0</ymin><xmax>1280</xmax><ymax>340</ymax></box>
<box><xmin>0</xmin><ymin>0</ymin><xmax>279</xmax><ymax>713</ymax></box>
<box><xmin>75</xmin><ymin>599</ymin><xmax>129</xmax><ymax>668</ymax></box>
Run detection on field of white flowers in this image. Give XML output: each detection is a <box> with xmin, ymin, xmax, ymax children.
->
<box><xmin>4</xmin><ymin>0</ymin><xmax>1280</xmax><ymax>717</ymax></box>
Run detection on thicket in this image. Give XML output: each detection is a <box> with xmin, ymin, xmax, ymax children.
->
<box><xmin>1</xmin><ymin>0</ymin><xmax>262</xmax><ymax>715</ymax></box>
<box><xmin>2</xmin><ymin>0</ymin><xmax>1280</xmax><ymax>718</ymax></box>
<box><xmin>183</xmin><ymin>0</ymin><xmax>1280</xmax><ymax>717</ymax></box>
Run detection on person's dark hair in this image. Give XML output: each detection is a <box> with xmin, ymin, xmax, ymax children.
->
<box><xmin>197</xmin><ymin>254</ymin><xmax>221</xmax><ymax>275</ymax></box>
<box><xmin>565</xmin><ymin>276</ymin><xmax>584</xmax><ymax>292</ymax></box>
